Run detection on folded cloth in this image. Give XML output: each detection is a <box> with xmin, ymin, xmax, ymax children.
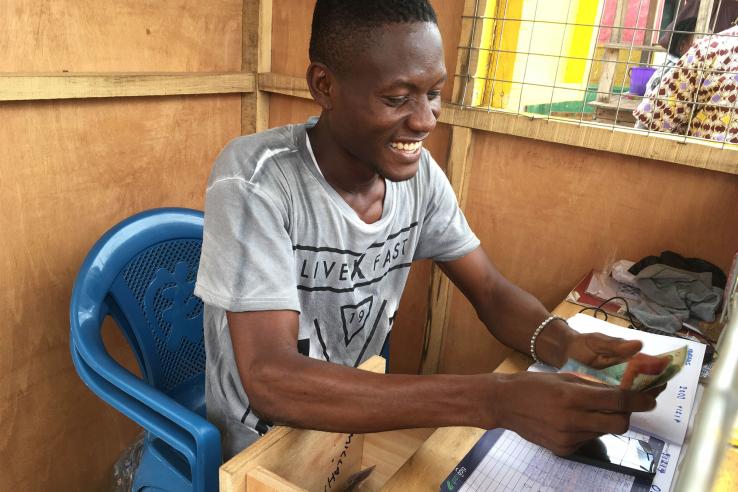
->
<box><xmin>631</xmin><ymin>263</ymin><xmax>724</xmax><ymax>333</ymax></box>
<box><xmin>629</xmin><ymin>250</ymin><xmax>726</xmax><ymax>289</ymax></box>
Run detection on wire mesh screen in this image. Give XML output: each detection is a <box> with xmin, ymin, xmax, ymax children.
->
<box><xmin>453</xmin><ymin>0</ymin><xmax>738</xmax><ymax>148</ymax></box>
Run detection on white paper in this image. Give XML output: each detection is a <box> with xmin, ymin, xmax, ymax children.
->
<box><xmin>458</xmin><ymin>430</ymin><xmax>636</xmax><ymax>492</ymax></box>
<box><xmin>567</xmin><ymin>314</ymin><xmax>705</xmax><ymax>445</ymax></box>
<box><xmin>457</xmin><ymin>428</ymin><xmax>681</xmax><ymax>492</ymax></box>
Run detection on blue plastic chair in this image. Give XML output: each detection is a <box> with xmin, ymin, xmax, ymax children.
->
<box><xmin>70</xmin><ymin>208</ymin><xmax>220</xmax><ymax>492</ymax></box>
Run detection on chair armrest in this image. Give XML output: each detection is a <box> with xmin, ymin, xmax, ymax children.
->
<box><xmin>70</xmin><ymin>337</ymin><xmax>220</xmax><ymax>491</ymax></box>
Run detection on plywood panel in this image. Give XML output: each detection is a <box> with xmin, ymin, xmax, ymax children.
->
<box><xmin>0</xmin><ymin>0</ymin><xmax>242</xmax><ymax>72</ymax></box>
<box><xmin>0</xmin><ymin>94</ymin><xmax>242</xmax><ymax>491</ymax></box>
<box><xmin>440</xmin><ymin>132</ymin><xmax>738</xmax><ymax>374</ymax></box>
<box><xmin>270</xmin><ymin>0</ymin><xmax>314</xmax><ymax>77</ymax></box>
<box><xmin>268</xmin><ymin>93</ymin><xmax>320</xmax><ymax>128</ymax></box>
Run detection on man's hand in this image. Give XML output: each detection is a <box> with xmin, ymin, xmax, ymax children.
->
<box><xmin>562</xmin><ymin>332</ymin><xmax>671</xmax><ymax>387</ymax></box>
<box><xmin>562</xmin><ymin>332</ymin><xmax>643</xmax><ymax>369</ymax></box>
<box><xmin>491</xmin><ymin>371</ymin><xmax>658</xmax><ymax>456</ymax></box>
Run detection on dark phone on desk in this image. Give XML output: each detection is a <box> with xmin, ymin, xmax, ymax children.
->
<box><xmin>565</xmin><ymin>434</ymin><xmax>664</xmax><ymax>482</ymax></box>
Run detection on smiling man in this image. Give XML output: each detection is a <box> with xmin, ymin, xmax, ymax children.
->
<box><xmin>195</xmin><ymin>0</ymin><xmax>662</xmax><ymax>460</ymax></box>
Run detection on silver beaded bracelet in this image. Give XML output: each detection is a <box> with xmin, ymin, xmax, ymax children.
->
<box><xmin>530</xmin><ymin>315</ymin><xmax>566</xmax><ymax>364</ymax></box>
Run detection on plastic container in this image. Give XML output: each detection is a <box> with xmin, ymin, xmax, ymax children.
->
<box><xmin>628</xmin><ymin>66</ymin><xmax>657</xmax><ymax>96</ymax></box>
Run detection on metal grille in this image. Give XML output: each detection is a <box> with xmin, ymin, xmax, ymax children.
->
<box><xmin>453</xmin><ymin>0</ymin><xmax>738</xmax><ymax>148</ymax></box>
<box><xmin>122</xmin><ymin>239</ymin><xmax>205</xmax><ymax>393</ymax></box>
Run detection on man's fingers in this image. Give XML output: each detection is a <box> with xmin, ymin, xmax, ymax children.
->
<box><xmin>645</xmin><ymin>384</ymin><xmax>668</xmax><ymax>398</ymax></box>
<box><xmin>585</xmin><ymin>335</ymin><xmax>643</xmax><ymax>367</ymax></box>
<box><xmin>610</xmin><ymin>338</ymin><xmax>643</xmax><ymax>358</ymax></box>
<box><xmin>572</xmin><ymin>384</ymin><xmax>658</xmax><ymax>413</ymax></box>
<box><xmin>619</xmin><ymin>354</ymin><xmax>670</xmax><ymax>389</ymax></box>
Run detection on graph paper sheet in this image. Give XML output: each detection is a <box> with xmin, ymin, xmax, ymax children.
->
<box><xmin>441</xmin><ymin>428</ymin><xmax>680</xmax><ymax>492</ymax></box>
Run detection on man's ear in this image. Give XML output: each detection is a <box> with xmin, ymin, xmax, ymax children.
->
<box><xmin>306</xmin><ymin>62</ymin><xmax>334</xmax><ymax>111</ymax></box>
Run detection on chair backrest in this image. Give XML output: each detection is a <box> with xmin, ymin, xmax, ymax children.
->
<box><xmin>74</xmin><ymin>208</ymin><xmax>206</xmax><ymax>410</ymax></box>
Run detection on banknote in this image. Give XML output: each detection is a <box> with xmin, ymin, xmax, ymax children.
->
<box><xmin>559</xmin><ymin>345</ymin><xmax>688</xmax><ymax>391</ymax></box>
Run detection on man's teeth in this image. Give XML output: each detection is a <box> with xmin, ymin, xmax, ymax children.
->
<box><xmin>391</xmin><ymin>141</ymin><xmax>422</xmax><ymax>152</ymax></box>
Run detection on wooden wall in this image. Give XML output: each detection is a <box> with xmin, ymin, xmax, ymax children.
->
<box><xmin>0</xmin><ymin>1</ymin><xmax>243</xmax><ymax>490</ymax></box>
<box><xmin>3</xmin><ymin>0</ymin><xmax>738</xmax><ymax>489</ymax></box>
<box><xmin>440</xmin><ymin>133</ymin><xmax>738</xmax><ymax>374</ymax></box>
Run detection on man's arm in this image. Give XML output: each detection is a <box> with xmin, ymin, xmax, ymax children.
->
<box><xmin>438</xmin><ymin>247</ymin><xmax>575</xmax><ymax>368</ymax></box>
<box><xmin>439</xmin><ymin>247</ymin><xmax>656</xmax><ymax>371</ymax></box>
<box><xmin>227</xmin><ymin>310</ymin><xmax>495</xmax><ymax>432</ymax></box>
<box><xmin>228</xmin><ymin>303</ymin><xmax>656</xmax><ymax>455</ymax></box>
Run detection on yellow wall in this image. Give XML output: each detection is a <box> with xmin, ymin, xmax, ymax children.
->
<box><xmin>473</xmin><ymin>0</ymin><xmax>524</xmax><ymax>108</ymax></box>
<box><xmin>475</xmin><ymin>0</ymin><xmax>647</xmax><ymax>112</ymax></box>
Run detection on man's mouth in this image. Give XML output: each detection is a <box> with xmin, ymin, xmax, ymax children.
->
<box><xmin>390</xmin><ymin>141</ymin><xmax>423</xmax><ymax>153</ymax></box>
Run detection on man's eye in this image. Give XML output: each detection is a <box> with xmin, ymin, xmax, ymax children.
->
<box><xmin>428</xmin><ymin>90</ymin><xmax>441</xmax><ymax>100</ymax></box>
<box><xmin>384</xmin><ymin>96</ymin><xmax>409</xmax><ymax>106</ymax></box>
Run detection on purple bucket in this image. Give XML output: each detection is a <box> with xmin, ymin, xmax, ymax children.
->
<box><xmin>629</xmin><ymin>66</ymin><xmax>657</xmax><ymax>96</ymax></box>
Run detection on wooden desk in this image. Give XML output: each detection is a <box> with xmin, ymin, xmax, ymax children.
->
<box><xmin>221</xmin><ymin>301</ymin><xmax>737</xmax><ymax>491</ymax></box>
<box><xmin>384</xmin><ymin>301</ymin><xmax>738</xmax><ymax>492</ymax></box>
<box><xmin>382</xmin><ymin>301</ymin><xmax>615</xmax><ymax>491</ymax></box>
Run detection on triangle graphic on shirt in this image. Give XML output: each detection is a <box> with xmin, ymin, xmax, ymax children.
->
<box><xmin>340</xmin><ymin>296</ymin><xmax>374</xmax><ymax>346</ymax></box>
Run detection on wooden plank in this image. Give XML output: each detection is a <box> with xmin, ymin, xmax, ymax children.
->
<box><xmin>640</xmin><ymin>0</ymin><xmax>661</xmax><ymax>63</ymax></box>
<box><xmin>420</xmin><ymin>126</ymin><xmax>474</xmax><ymax>375</ymax></box>
<box><xmin>255</xmin><ymin>73</ymin><xmax>738</xmax><ymax>175</ymax></box>
<box><xmin>0</xmin><ymin>1</ymin><xmax>242</xmax><ymax>73</ymax></box>
<box><xmin>438</xmin><ymin>104</ymin><xmax>738</xmax><ymax>176</ymax></box>
<box><xmin>0</xmin><ymin>72</ymin><xmax>254</xmax><ymax>101</ymax></box>
<box><xmin>245</xmin><ymin>466</ymin><xmax>306</xmax><ymax>491</ymax></box>
<box><xmin>242</xmin><ymin>0</ymin><xmax>273</xmax><ymax>135</ymax></box>
<box><xmin>600</xmin><ymin>42</ymin><xmax>665</xmax><ymax>52</ymax></box>
<box><xmin>452</xmin><ymin>0</ymin><xmax>488</xmax><ymax>105</ymax></box>
<box><xmin>258</xmin><ymin>72</ymin><xmax>312</xmax><ymax>100</ymax></box>
<box><xmin>696</xmin><ymin>0</ymin><xmax>716</xmax><ymax>37</ymax></box>
<box><xmin>596</xmin><ymin>0</ymin><xmax>628</xmax><ymax>103</ymax></box>
<box><xmin>219</xmin><ymin>356</ymin><xmax>385</xmax><ymax>492</ymax></box>
<box><xmin>360</xmin><ymin>428</ymin><xmax>434</xmax><ymax>490</ymax></box>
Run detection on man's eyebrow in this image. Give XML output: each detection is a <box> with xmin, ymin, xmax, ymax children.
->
<box><xmin>383</xmin><ymin>73</ymin><xmax>448</xmax><ymax>90</ymax></box>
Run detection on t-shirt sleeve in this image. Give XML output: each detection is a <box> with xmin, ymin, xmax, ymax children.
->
<box><xmin>413</xmin><ymin>154</ymin><xmax>480</xmax><ymax>262</ymax></box>
<box><xmin>194</xmin><ymin>176</ymin><xmax>300</xmax><ymax>313</ymax></box>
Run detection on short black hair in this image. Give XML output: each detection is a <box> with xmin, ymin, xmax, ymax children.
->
<box><xmin>309</xmin><ymin>0</ymin><xmax>438</xmax><ymax>74</ymax></box>
<box><xmin>668</xmin><ymin>17</ymin><xmax>697</xmax><ymax>57</ymax></box>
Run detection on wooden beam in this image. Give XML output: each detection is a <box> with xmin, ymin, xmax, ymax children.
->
<box><xmin>257</xmin><ymin>72</ymin><xmax>312</xmax><ymax>100</ymax></box>
<box><xmin>420</xmin><ymin>126</ymin><xmax>475</xmax><ymax>375</ymax></box>
<box><xmin>438</xmin><ymin>105</ymin><xmax>738</xmax><ymax>175</ymax></box>
<box><xmin>255</xmin><ymin>73</ymin><xmax>738</xmax><ymax>176</ymax></box>
<box><xmin>596</xmin><ymin>0</ymin><xmax>629</xmax><ymax>103</ymax></box>
<box><xmin>452</xmin><ymin>0</ymin><xmax>489</xmax><ymax>105</ymax></box>
<box><xmin>0</xmin><ymin>73</ymin><xmax>255</xmax><ymax>101</ymax></box>
<box><xmin>640</xmin><ymin>0</ymin><xmax>662</xmax><ymax>63</ymax></box>
<box><xmin>696</xmin><ymin>0</ymin><xmax>716</xmax><ymax>37</ymax></box>
<box><xmin>242</xmin><ymin>0</ymin><xmax>273</xmax><ymax>135</ymax></box>
<box><xmin>245</xmin><ymin>466</ymin><xmax>306</xmax><ymax>492</ymax></box>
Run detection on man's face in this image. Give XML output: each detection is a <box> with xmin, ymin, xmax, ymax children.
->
<box><xmin>678</xmin><ymin>34</ymin><xmax>695</xmax><ymax>57</ymax></box>
<box><xmin>326</xmin><ymin>22</ymin><xmax>446</xmax><ymax>182</ymax></box>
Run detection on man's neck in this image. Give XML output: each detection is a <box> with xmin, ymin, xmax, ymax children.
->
<box><xmin>307</xmin><ymin>119</ymin><xmax>386</xmax><ymax>224</ymax></box>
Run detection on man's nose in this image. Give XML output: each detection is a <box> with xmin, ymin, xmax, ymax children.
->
<box><xmin>407</xmin><ymin>96</ymin><xmax>439</xmax><ymax>134</ymax></box>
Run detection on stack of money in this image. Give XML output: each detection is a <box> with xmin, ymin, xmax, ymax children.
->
<box><xmin>559</xmin><ymin>346</ymin><xmax>688</xmax><ymax>391</ymax></box>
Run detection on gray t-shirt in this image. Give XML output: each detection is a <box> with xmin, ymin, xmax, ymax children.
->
<box><xmin>194</xmin><ymin>119</ymin><xmax>479</xmax><ymax>458</ymax></box>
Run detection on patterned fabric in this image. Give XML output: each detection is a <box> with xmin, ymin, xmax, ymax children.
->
<box><xmin>634</xmin><ymin>26</ymin><xmax>738</xmax><ymax>143</ymax></box>
<box><xmin>643</xmin><ymin>54</ymin><xmax>679</xmax><ymax>98</ymax></box>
